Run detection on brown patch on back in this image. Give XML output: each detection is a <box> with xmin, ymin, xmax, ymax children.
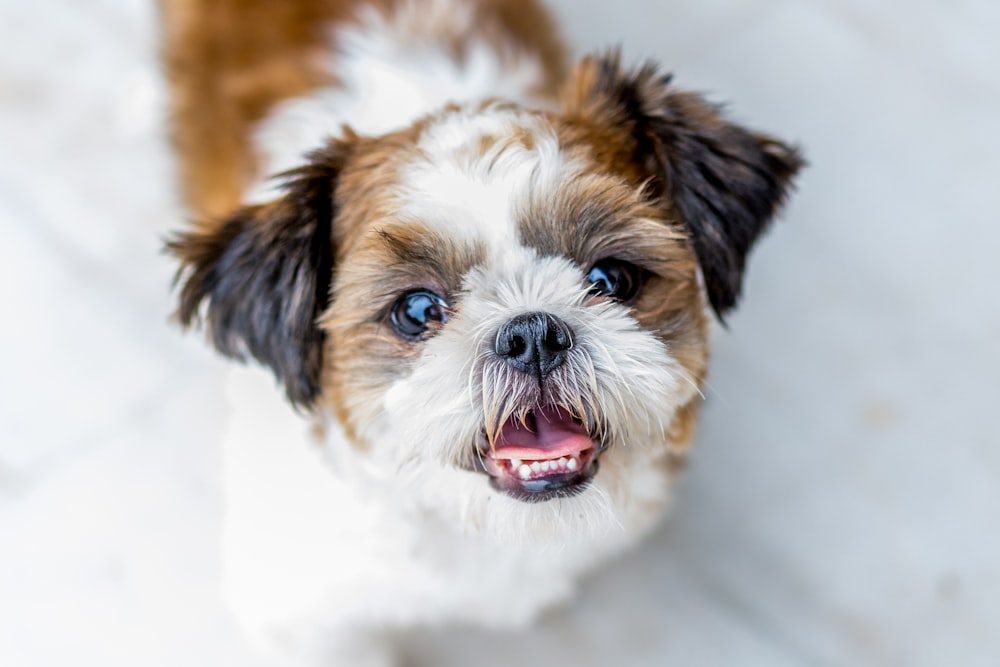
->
<box><xmin>161</xmin><ymin>0</ymin><xmax>366</xmax><ymax>219</ymax></box>
<box><xmin>162</xmin><ymin>0</ymin><xmax>567</xmax><ymax>222</ymax></box>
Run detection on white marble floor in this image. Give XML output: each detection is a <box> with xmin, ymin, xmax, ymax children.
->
<box><xmin>1</xmin><ymin>0</ymin><xmax>998</xmax><ymax>665</ymax></box>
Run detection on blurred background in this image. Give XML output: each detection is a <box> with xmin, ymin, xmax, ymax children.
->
<box><xmin>1</xmin><ymin>0</ymin><xmax>998</xmax><ymax>665</ymax></box>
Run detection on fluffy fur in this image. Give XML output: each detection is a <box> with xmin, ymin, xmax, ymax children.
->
<box><xmin>163</xmin><ymin>0</ymin><xmax>802</xmax><ymax>664</ymax></box>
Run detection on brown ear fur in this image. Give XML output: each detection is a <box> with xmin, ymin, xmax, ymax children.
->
<box><xmin>563</xmin><ymin>52</ymin><xmax>804</xmax><ymax>320</ymax></box>
<box><xmin>167</xmin><ymin>142</ymin><xmax>351</xmax><ymax>408</ymax></box>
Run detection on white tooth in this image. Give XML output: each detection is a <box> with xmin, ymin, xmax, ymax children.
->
<box><xmin>530</xmin><ymin>462</ymin><xmax>541</xmax><ymax>473</ymax></box>
<box><xmin>510</xmin><ymin>458</ymin><xmax>521</xmax><ymax>468</ymax></box>
<box><xmin>519</xmin><ymin>464</ymin><xmax>532</xmax><ymax>479</ymax></box>
<box><xmin>539</xmin><ymin>461</ymin><xmax>549</xmax><ymax>472</ymax></box>
<box><xmin>558</xmin><ymin>457</ymin><xmax>568</xmax><ymax>468</ymax></box>
<box><xmin>567</xmin><ymin>457</ymin><xmax>579</xmax><ymax>471</ymax></box>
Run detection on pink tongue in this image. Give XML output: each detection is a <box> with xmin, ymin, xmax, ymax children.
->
<box><xmin>493</xmin><ymin>406</ymin><xmax>594</xmax><ymax>460</ymax></box>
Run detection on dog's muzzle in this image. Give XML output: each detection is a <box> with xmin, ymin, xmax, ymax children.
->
<box><xmin>474</xmin><ymin>312</ymin><xmax>604</xmax><ymax>502</ymax></box>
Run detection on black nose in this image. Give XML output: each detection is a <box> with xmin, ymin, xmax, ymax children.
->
<box><xmin>494</xmin><ymin>312</ymin><xmax>574</xmax><ymax>377</ymax></box>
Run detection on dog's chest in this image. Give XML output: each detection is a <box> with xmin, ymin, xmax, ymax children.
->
<box><xmin>219</xmin><ymin>367</ymin><xmax>594</xmax><ymax>632</ymax></box>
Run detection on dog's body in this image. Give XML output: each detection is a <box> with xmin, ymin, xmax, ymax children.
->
<box><xmin>163</xmin><ymin>1</ymin><xmax>802</xmax><ymax>664</ymax></box>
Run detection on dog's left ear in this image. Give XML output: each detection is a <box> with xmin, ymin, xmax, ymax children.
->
<box><xmin>563</xmin><ymin>52</ymin><xmax>805</xmax><ymax>320</ymax></box>
<box><xmin>167</xmin><ymin>141</ymin><xmax>351</xmax><ymax>409</ymax></box>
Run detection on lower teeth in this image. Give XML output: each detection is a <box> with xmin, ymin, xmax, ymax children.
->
<box><xmin>514</xmin><ymin>455</ymin><xmax>581</xmax><ymax>479</ymax></box>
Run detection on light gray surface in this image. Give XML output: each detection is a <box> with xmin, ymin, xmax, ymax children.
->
<box><xmin>1</xmin><ymin>0</ymin><xmax>997</xmax><ymax>665</ymax></box>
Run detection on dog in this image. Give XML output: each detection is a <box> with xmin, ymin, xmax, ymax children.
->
<box><xmin>163</xmin><ymin>0</ymin><xmax>802</xmax><ymax>664</ymax></box>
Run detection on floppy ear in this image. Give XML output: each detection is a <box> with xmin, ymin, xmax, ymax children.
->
<box><xmin>167</xmin><ymin>141</ymin><xmax>351</xmax><ymax>408</ymax></box>
<box><xmin>564</xmin><ymin>52</ymin><xmax>804</xmax><ymax>320</ymax></box>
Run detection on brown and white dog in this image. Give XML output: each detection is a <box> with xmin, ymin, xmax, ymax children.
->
<box><xmin>163</xmin><ymin>0</ymin><xmax>802</xmax><ymax>664</ymax></box>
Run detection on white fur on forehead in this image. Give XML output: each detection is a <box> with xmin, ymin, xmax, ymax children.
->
<box><xmin>399</xmin><ymin>105</ymin><xmax>578</xmax><ymax>246</ymax></box>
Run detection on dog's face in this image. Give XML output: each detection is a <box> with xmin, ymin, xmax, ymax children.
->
<box><xmin>171</xmin><ymin>55</ymin><xmax>802</xmax><ymax>542</ymax></box>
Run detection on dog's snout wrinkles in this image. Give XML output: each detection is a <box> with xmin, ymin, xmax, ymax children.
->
<box><xmin>495</xmin><ymin>312</ymin><xmax>573</xmax><ymax>378</ymax></box>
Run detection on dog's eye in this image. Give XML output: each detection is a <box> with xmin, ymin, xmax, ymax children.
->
<box><xmin>586</xmin><ymin>259</ymin><xmax>644</xmax><ymax>302</ymax></box>
<box><xmin>390</xmin><ymin>290</ymin><xmax>449</xmax><ymax>339</ymax></box>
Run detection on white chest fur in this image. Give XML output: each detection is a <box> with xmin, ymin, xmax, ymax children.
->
<box><xmin>219</xmin><ymin>367</ymin><xmax>662</xmax><ymax>663</ymax></box>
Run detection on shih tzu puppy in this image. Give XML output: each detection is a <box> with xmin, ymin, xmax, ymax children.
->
<box><xmin>163</xmin><ymin>0</ymin><xmax>802</xmax><ymax>664</ymax></box>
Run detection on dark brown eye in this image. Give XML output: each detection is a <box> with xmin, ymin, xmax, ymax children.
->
<box><xmin>586</xmin><ymin>259</ymin><xmax>644</xmax><ymax>302</ymax></box>
<box><xmin>390</xmin><ymin>290</ymin><xmax>449</xmax><ymax>339</ymax></box>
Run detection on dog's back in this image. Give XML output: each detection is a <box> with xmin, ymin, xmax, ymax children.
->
<box><xmin>162</xmin><ymin>0</ymin><xmax>566</xmax><ymax>219</ymax></box>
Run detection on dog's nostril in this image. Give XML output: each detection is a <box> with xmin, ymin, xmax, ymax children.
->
<box><xmin>544</xmin><ymin>319</ymin><xmax>572</xmax><ymax>352</ymax></box>
<box><xmin>508</xmin><ymin>334</ymin><xmax>527</xmax><ymax>357</ymax></box>
<box><xmin>495</xmin><ymin>312</ymin><xmax>574</xmax><ymax>377</ymax></box>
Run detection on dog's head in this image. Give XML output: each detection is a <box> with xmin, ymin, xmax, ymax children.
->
<box><xmin>170</xmin><ymin>54</ymin><xmax>802</xmax><ymax>541</ymax></box>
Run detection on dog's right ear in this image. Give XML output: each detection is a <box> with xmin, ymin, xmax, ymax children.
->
<box><xmin>167</xmin><ymin>141</ymin><xmax>352</xmax><ymax>409</ymax></box>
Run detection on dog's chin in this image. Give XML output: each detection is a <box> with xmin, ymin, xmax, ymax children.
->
<box><xmin>471</xmin><ymin>405</ymin><xmax>606</xmax><ymax>503</ymax></box>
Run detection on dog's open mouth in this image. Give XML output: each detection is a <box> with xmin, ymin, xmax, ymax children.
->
<box><xmin>476</xmin><ymin>405</ymin><xmax>603</xmax><ymax>502</ymax></box>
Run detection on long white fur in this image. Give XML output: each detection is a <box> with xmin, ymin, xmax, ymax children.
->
<box><xmin>225</xmin><ymin>2</ymin><xmax>693</xmax><ymax>665</ymax></box>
